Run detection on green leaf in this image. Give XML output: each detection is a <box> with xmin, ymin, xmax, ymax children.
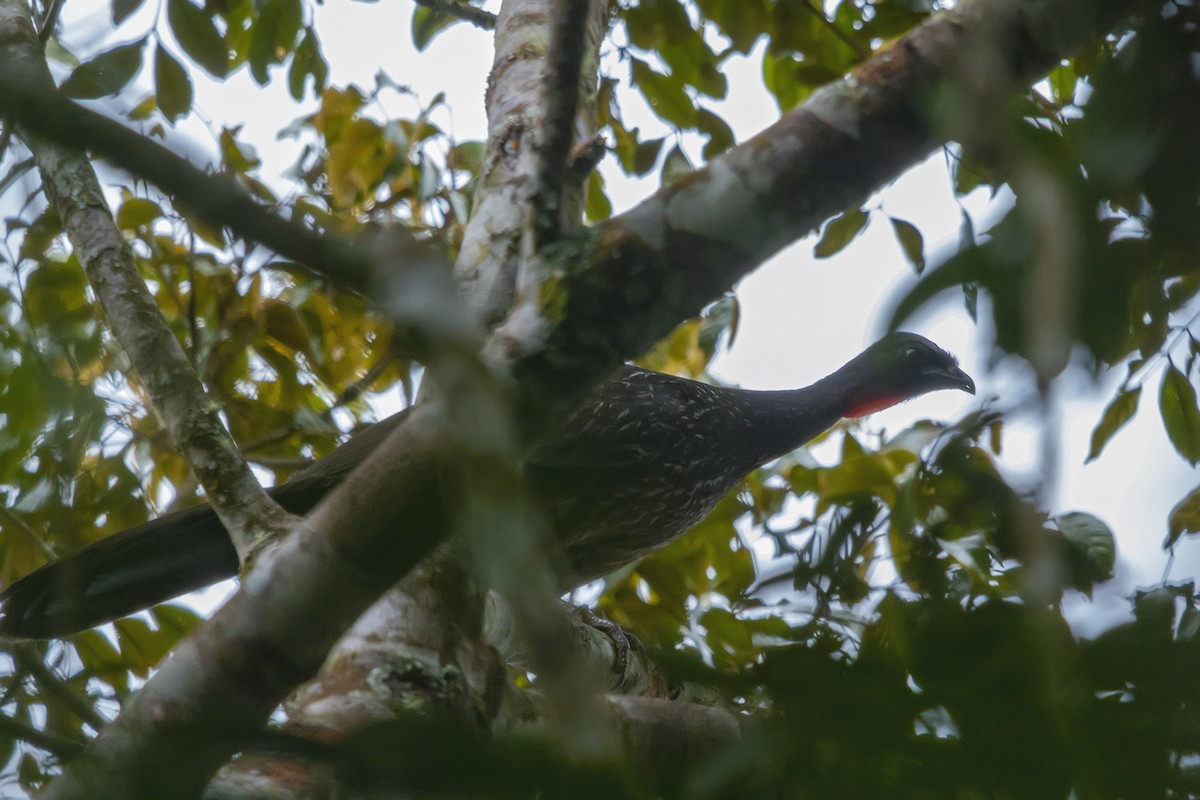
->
<box><xmin>248</xmin><ymin>0</ymin><xmax>303</xmax><ymax>84</ymax></box>
<box><xmin>115</xmin><ymin>618</ymin><xmax>172</xmax><ymax>676</ymax></box>
<box><xmin>631</xmin><ymin>137</ymin><xmax>664</xmax><ymax>176</ymax></box>
<box><xmin>696</xmin><ymin>108</ymin><xmax>734</xmax><ymax>159</ymax></box>
<box><xmin>1047</xmin><ymin>62</ymin><xmax>1078</xmax><ymax>106</ymax></box>
<box><xmin>1167</xmin><ymin>484</ymin><xmax>1200</xmax><ymax>548</ymax></box>
<box><xmin>112</xmin><ymin>0</ymin><xmax>147</xmax><ymax>26</ymax></box>
<box><xmin>447</xmin><ymin>140</ymin><xmax>484</xmax><ymax>174</ymax></box>
<box><xmin>696</xmin><ymin>0</ymin><xmax>768</xmax><ymax>53</ymax></box>
<box><xmin>151</xmin><ymin>603</ymin><xmax>203</xmax><ymax>641</ymax></box>
<box><xmin>814</xmin><ymin>208</ymin><xmax>869</xmax><ymax>258</ymax></box>
<box><xmin>59</xmin><ymin>40</ymin><xmax>145</xmax><ymax>99</ymax></box>
<box><xmin>584</xmin><ymin>170</ymin><xmax>612</xmax><ymax>222</ymax></box>
<box><xmin>168</xmin><ymin>0</ymin><xmax>227</xmax><ymax>78</ymax></box>
<box><xmin>661</xmin><ymin>144</ymin><xmax>692</xmax><ymax>185</ymax></box>
<box><xmin>1058</xmin><ymin>511</ymin><xmax>1116</xmax><ymax>585</ymax></box>
<box><xmin>72</xmin><ymin>629</ymin><xmax>129</xmax><ymax>692</ymax></box>
<box><xmin>761</xmin><ymin>52</ymin><xmax>804</xmax><ymax>112</ymax></box>
<box><xmin>412</xmin><ymin>6</ymin><xmax>458</xmax><ymax>51</ymax></box>
<box><xmin>657</xmin><ymin>26</ymin><xmax>726</xmax><ymax>99</ymax></box>
<box><xmin>890</xmin><ymin>216</ymin><xmax>925</xmax><ymax>273</ymax></box>
<box><xmin>886</xmin><ymin>245</ymin><xmax>986</xmax><ymax>333</ymax></box>
<box><xmin>153</xmin><ymin>44</ymin><xmax>193</xmax><ymax>123</ymax></box>
<box><xmin>631</xmin><ymin>58</ymin><xmax>696</xmax><ymax>128</ymax></box>
<box><xmin>1160</xmin><ymin>365</ymin><xmax>1200</xmax><ymax>465</ymax></box>
<box><xmin>1086</xmin><ymin>386</ymin><xmax>1140</xmax><ymax>462</ymax></box>
<box><xmin>287</xmin><ymin>27</ymin><xmax>328</xmax><ymax>101</ymax></box>
<box><xmin>116</xmin><ymin>197</ymin><xmax>163</xmax><ymax>229</ymax></box>
<box><xmin>888</xmin><ymin>476</ymin><xmax>919</xmax><ymax>588</ymax></box>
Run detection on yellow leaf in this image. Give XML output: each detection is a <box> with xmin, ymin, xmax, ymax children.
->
<box><xmin>327</xmin><ymin>119</ymin><xmax>397</xmax><ymax>207</ymax></box>
<box><xmin>314</xmin><ymin>86</ymin><xmax>365</xmax><ymax>140</ymax></box>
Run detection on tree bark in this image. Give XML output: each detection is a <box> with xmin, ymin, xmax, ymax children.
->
<box><xmin>18</xmin><ymin>0</ymin><xmax>1150</xmax><ymax>796</ymax></box>
<box><xmin>0</xmin><ymin>0</ymin><xmax>292</xmax><ymax>563</ymax></box>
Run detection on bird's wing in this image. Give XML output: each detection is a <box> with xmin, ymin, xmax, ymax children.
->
<box><xmin>527</xmin><ymin>366</ymin><xmax>688</xmax><ymax>471</ymax></box>
<box><xmin>276</xmin><ymin>405</ymin><xmax>415</xmax><ymax>498</ymax></box>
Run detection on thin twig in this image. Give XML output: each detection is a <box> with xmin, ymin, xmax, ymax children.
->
<box><xmin>239</xmin><ymin>425</ymin><xmax>302</xmax><ymax>455</ymax></box>
<box><xmin>246</xmin><ymin>455</ymin><xmax>314</xmax><ymax>470</ymax></box>
<box><xmin>0</xmin><ymin>507</ymin><xmax>57</xmax><ymax>562</ymax></box>
<box><xmin>186</xmin><ymin>240</ymin><xmax>200</xmax><ymax>373</ymax></box>
<box><xmin>801</xmin><ymin>0</ymin><xmax>869</xmax><ymax>60</ymax></box>
<box><xmin>11</xmin><ymin>644</ymin><xmax>108</xmax><ymax>732</ymax></box>
<box><xmin>533</xmin><ymin>0</ymin><xmax>592</xmax><ymax>248</ymax></box>
<box><xmin>36</xmin><ymin>0</ymin><xmax>64</xmax><ymax>42</ymax></box>
<box><xmin>413</xmin><ymin>0</ymin><xmax>496</xmax><ymax>30</ymax></box>
<box><xmin>0</xmin><ymin>75</ymin><xmax>377</xmax><ymax>293</ymax></box>
<box><xmin>240</xmin><ymin>348</ymin><xmax>398</xmax><ymax>454</ymax></box>
<box><xmin>0</xmin><ymin>125</ymin><xmax>14</xmax><ymax>163</ymax></box>
<box><xmin>0</xmin><ymin>711</ymin><xmax>86</xmax><ymax>758</ymax></box>
<box><xmin>319</xmin><ymin>349</ymin><xmax>397</xmax><ymax>423</ymax></box>
<box><xmin>1126</xmin><ymin>305</ymin><xmax>1200</xmax><ymax>389</ymax></box>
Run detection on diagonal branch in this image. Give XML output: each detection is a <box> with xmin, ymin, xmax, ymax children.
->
<box><xmin>11</xmin><ymin>644</ymin><xmax>107</xmax><ymax>732</ymax></box>
<box><xmin>414</xmin><ymin>0</ymin><xmax>496</xmax><ymax>29</ymax></box>
<box><xmin>0</xmin><ymin>71</ymin><xmax>377</xmax><ymax>293</ymax></box>
<box><xmin>0</xmin><ymin>711</ymin><xmax>85</xmax><ymax>758</ymax></box>
<box><xmin>508</xmin><ymin>0</ymin><xmax>1150</xmax><ymax>410</ymax></box>
<box><xmin>31</xmin><ymin>0</ymin><xmax>1150</xmax><ymax>795</ymax></box>
<box><xmin>532</xmin><ymin>0</ymin><xmax>592</xmax><ymax>247</ymax></box>
<box><xmin>452</xmin><ymin>0</ymin><xmax>608</xmax><ymax>330</ymax></box>
<box><xmin>41</xmin><ymin>405</ymin><xmax>456</xmax><ymax>799</ymax></box>
<box><xmin>801</xmin><ymin>0</ymin><xmax>869</xmax><ymax>61</ymax></box>
<box><xmin>0</xmin><ymin>0</ymin><xmax>292</xmax><ymax>563</ymax></box>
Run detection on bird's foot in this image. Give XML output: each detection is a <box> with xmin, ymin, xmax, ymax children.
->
<box><xmin>576</xmin><ymin>607</ymin><xmax>630</xmax><ymax>676</ymax></box>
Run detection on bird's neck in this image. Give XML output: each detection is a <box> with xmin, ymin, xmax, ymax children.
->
<box><xmin>733</xmin><ymin>369</ymin><xmax>901</xmax><ymax>466</ymax></box>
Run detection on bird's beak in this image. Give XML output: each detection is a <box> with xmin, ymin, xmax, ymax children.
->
<box><xmin>927</xmin><ymin>364</ymin><xmax>975</xmax><ymax>395</ymax></box>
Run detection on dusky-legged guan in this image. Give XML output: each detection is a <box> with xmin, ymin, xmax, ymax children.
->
<box><xmin>0</xmin><ymin>332</ymin><xmax>974</xmax><ymax>638</ymax></box>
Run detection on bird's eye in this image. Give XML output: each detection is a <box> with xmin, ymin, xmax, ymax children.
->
<box><xmin>902</xmin><ymin>346</ymin><xmax>921</xmax><ymax>361</ymax></box>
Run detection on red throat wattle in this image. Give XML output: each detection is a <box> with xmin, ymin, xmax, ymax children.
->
<box><xmin>845</xmin><ymin>393</ymin><xmax>909</xmax><ymax>418</ymax></box>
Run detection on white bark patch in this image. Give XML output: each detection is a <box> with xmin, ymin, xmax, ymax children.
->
<box><xmin>663</xmin><ymin>159</ymin><xmax>773</xmax><ymax>249</ymax></box>
<box><xmin>805</xmin><ymin>80</ymin><xmax>866</xmax><ymax>141</ymax></box>
<box><xmin>622</xmin><ymin>195</ymin><xmax>668</xmax><ymax>253</ymax></box>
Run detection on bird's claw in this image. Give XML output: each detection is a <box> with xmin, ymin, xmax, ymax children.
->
<box><xmin>577</xmin><ymin>607</ymin><xmax>630</xmax><ymax>677</ymax></box>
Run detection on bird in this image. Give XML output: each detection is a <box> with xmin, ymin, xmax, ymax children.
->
<box><xmin>0</xmin><ymin>332</ymin><xmax>974</xmax><ymax>639</ymax></box>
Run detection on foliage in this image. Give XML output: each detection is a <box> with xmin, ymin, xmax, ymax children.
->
<box><xmin>0</xmin><ymin>0</ymin><xmax>1198</xmax><ymax>797</ymax></box>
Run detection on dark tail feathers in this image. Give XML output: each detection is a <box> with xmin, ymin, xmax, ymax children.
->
<box><xmin>0</xmin><ymin>504</ymin><xmax>238</xmax><ymax>638</ymax></box>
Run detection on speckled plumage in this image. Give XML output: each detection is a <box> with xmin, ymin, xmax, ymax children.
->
<box><xmin>0</xmin><ymin>332</ymin><xmax>973</xmax><ymax>637</ymax></box>
<box><xmin>530</xmin><ymin>366</ymin><xmax>845</xmax><ymax>582</ymax></box>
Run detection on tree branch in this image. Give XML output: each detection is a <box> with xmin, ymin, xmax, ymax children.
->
<box><xmin>451</xmin><ymin>0</ymin><xmax>607</xmax><ymax>329</ymax></box>
<box><xmin>0</xmin><ymin>69</ymin><xmax>377</xmax><ymax>293</ymax></box>
<box><xmin>41</xmin><ymin>405</ymin><xmax>456</xmax><ymax>799</ymax></box>
<box><xmin>205</xmin><ymin>559</ymin><xmax>525</xmax><ymax>799</ymax></box>
<box><xmin>486</xmin><ymin>598</ymin><xmax>678</xmax><ymax>698</ymax></box>
<box><xmin>36</xmin><ymin>0</ymin><xmax>63</xmax><ymax>41</ymax></box>
<box><xmin>0</xmin><ymin>507</ymin><xmax>57</xmax><ymax>562</ymax></box>
<box><xmin>605</xmin><ymin>695</ymin><xmax>741</xmax><ymax>783</ymax></box>
<box><xmin>802</xmin><ymin>0</ymin><xmax>869</xmax><ymax>61</ymax></box>
<box><xmin>0</xmin><ymin>0</ymin><xmax>293</xmax><ymax>563</ymax></box>
<box><xmin>413</xmin><ymin>0</ymin><xmax>496</xmax><ymax>29</ymax></box>
<box><xmin>0</xmin><ymin>711</ymin><xmax>85</xmax><ymax>759</ymax></box>
<box><xmin>507</xmin><ymin>0</ymin><xmax>1151</xmax><ymax>411</ymax></box>
<box><xmin>532</xmin><ymin>0</ymin><xmax>592</xmax><ymax>247</ymax></box>
<box><xmin>11</xmin><ymin>644</ymin><xmax>107</xmax><ymax>732</ymax></box>
<box><xmin>28</xmin><ymin>0</ymin><xmax>1150</xmax><ymax>794</ymax></box>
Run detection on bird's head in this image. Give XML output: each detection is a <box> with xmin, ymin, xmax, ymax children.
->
<box><xmin>836</xmin><ymin>332</ymin><xmax>975</xmax><ymax>418</ymax></box>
